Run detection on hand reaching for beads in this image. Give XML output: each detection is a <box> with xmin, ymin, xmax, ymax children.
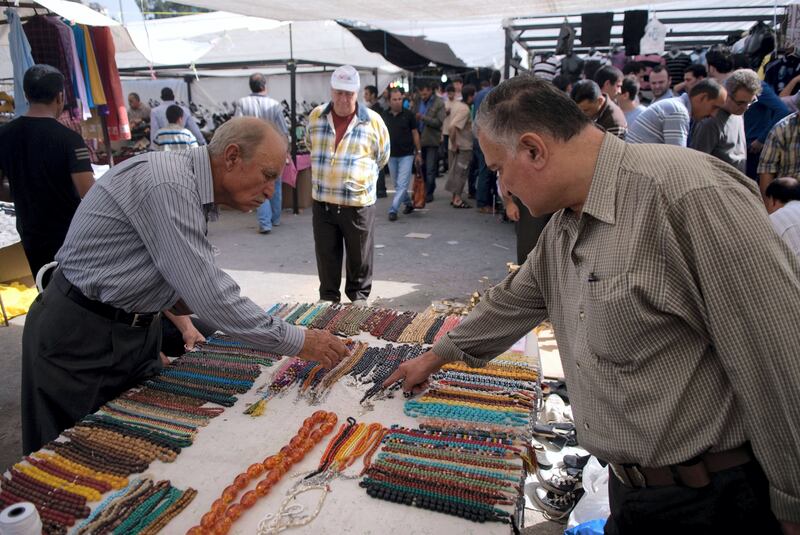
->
<box><xmin>181</xmin><ymin>323</ymin><xmax>206</xmax><ymax>351</ymax></box>
<box><xmin>382</xmin><ymin>350</ymin><xmax>447</xmax><ymax>396</ymax></box>
<box><xmin>296</xmin><ymin>329</ymin><xmax>349</xmax><ymax>369</ymax></box>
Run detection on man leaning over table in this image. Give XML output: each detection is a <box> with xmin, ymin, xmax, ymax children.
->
<box><xmin>385</xmin><ymin>77</ymin><xmax>800</xmax><ymax>535</ymax></box>
<box><xmin>22</xmin><ymin>117</ymin><xmax>348</xmax><ymax>454</ymax></box>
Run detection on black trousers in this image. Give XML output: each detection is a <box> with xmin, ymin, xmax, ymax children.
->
<box><xmin>21</xmin><ymin>283</ymin><xmax>162</xmax><ymax>454</ymax></box>
<box><xmin>312</xmin><ymin>200</ymin><xmax>375</xmax><ymax>302</ymax></box>
<box><xmin>421</xmin><ymin>146</ymin><xmax>439</xmax><ymax>197</ymax></box>
<box><xmin>605</xmin><ymin>459</ymin><xmax>782</xmax><ymax>535</ymax></box>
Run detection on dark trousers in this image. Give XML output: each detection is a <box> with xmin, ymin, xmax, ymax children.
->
<box><xmin>376</xmin><ymin>166</ymin><xmax>388</xmax><ymax>197</ymax></box>
<box><xmin>312</xmin><ymin>200</ymin><xmax>375</xmax><ymax>302</ymax></box>
<box><xmin>746</xmin><ymin>150</ymin><xmax>760</xmax><ymax>182</ymax></box>
<box><xmin>21</xmin><ymin>281</ymin><xmax>162</xmax><ymax>454</ymax></box>
<box><xmin>605</xmin><ymin>459</ymin><xmax>782</xmax><ymax>535</ymax></box>
<box><xmin>440</xmin><ymin>136</ymin><xmax>450</xmax><ymax>173</ymax></box>
<box><xmin>474</xmin><ymin>142</ymin><xmax>496</xmax><ymax>208</ymax></box>
<box><xmin>514</xmin><ymin>198</ymin><xmax>551</xmax><ymax>264</ymax></box>
<box><xmin>421</xmin><ymin>146</ymin><xmax>439</xmax><ymax>197</ymax></box>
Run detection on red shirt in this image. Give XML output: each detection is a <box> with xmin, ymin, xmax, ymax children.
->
<box><xmin>332</xmin><ymin>109</ymin><xmax>356</xmax><ymax>149</ymax></box>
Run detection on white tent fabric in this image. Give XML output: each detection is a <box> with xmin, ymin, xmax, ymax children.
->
<box><xmin>114</xmin><ymin>15</ymin><xmax>401</xmax><ymax>72</ymax></box>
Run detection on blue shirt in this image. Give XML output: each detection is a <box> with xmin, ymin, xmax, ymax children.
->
<box><xmin>745</xmin><ymin>81</ymin><xmax>790</xmax><ymax>144</ymax></box>
<box><xmin>473</xmin><ymin>86</ymin><xmax>493</xmax><ymax>116</ymax></box>
<box><xmin>417</xmin><ymin>97</ymin><xmax>430</xmax><ymax>133</ymax></box>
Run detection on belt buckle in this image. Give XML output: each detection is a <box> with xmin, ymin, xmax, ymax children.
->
<box><xmin>611</xmin><ymin>463</ymin><xmax>647</xmax><ymax>488</ymax></box>
<box><xmin>131</xmin><ymin>313</ymin><xmax>150</xmax><ymax>328</ymax></box>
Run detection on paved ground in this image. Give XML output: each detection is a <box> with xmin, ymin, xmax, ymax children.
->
<box><xmin>0</xmin><ymin>181</ymin><xmax>563</xmax><ymax>533</ymax></box>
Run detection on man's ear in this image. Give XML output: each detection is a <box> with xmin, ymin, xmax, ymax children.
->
<box><xmin>224</xmin><ymin>143</ymin><xmax>241</xmax><ymax>171</ymax></box>
<box><xmin>518</xmin><ymin>132</ymin><xmax>547</xmax><ymax>169</ymax></box>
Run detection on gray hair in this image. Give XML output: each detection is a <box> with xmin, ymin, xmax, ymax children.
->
<box><xmin>474</xmin><ymin>75</ymin><xmax>591</xmax><ymax>151</ymax></box>
<box><xmin>725</xmin><ymin>69</ymin><xmax>763</xmax><ymax>96</ymax></box>
<box><xmin>208</xmin><ymin>117</ymin><xmax>286</xmax><ymax>161</ymax></box>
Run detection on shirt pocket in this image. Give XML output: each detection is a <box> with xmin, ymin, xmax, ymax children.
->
<box><xmin>584</xmin><ymin>273</ymin><xmax>642</xmax><ymax>365</ymax></box>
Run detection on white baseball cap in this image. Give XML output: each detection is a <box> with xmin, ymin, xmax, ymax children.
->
<box><xmin>331</xmin><ymin>65</ymin><xmax>360</xmax><ymax>93</ymax></box>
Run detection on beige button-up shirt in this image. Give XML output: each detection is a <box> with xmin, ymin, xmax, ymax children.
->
<box><xmin>432</xmin><ymin>133</ymin><xmax>800</xmax><ymax>522</ymax></box>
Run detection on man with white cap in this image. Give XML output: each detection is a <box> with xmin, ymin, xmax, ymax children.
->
<box><xmin>308</xmin><ymin>65</ymin><xmax>390</xmax><ymax>305</ymax></box>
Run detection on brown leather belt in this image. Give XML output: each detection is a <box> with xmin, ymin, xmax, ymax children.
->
<box><xmin>609</xmin><ymin>445</ymin><xmax>752</xmax><ymax>489</ymax></box>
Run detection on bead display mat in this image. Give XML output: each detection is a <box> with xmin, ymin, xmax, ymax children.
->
<box><xmin>78</xmin><ymin>330</ymin><xmax>539</xmax><ymax>534</ymax></box>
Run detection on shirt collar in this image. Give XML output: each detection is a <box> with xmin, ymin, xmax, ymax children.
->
<box><xmin>191</xmin><ymin>145</ymin><xmax>215</xmax><ymax>204</ymax></box>
<box><xmin>321</xmin><ymin>102</ymin><xmax>370</xmax><ymax>123</ymax></box>
<box><xmin>581</xmin><ymin>133</ymin><xmax>626</xmax><ymax>225</ymax></box>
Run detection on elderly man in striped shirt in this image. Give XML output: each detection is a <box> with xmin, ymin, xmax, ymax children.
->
<box><xmin>234</xmin><ymin>73</ymin><xmax>290</xmax><ymax>234</ymax></box>
<box><xmin>626</xmin><ymin>79</ymin><xmax>727</xmax><ymax>146</ymax></box>
<box><xmin>21</xmin><ymin>117</ymin><xmax>348</xmax><ymax>453</ymax></box>
<box><xmin>308</xmin><ymin>65</ymin><xmax>390</xmax><ymax>306</ymax></box>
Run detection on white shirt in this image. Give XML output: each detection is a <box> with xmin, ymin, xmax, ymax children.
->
<box><xmin>150</xmin><ymin>101</ymin><xmax>206</xmax><ymax>149</ymax></box>
<box><xmin>770</xmin><ymin>200</ymin><xmax>800</xmax><ymax>258</ymax></box>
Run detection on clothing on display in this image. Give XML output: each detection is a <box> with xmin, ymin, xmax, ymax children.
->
<box><xmin>580</xmin><ymin>13</ymin><xmax>614</xmax><ymax>47</ymax></box>
<box><xmin>5</xmin><ymin>8</ymin><xmax>35</xmax><ymax>117</ymax></box>
<box><xmin>622</xmin><ymin>10</ymin><xmax>648</xmax><ymax>56</ymax></box>
<box><xmin>764</xmin><ymin>54</ymin><xmax>800</xmax><ymax>94</ymax></box>
<box><xmin>22</xmin><ymin>15</ymin><xmax>79</xmax><ymax>113</ymax></box>
<box><xmin>89</xmin><ymin>26</ymin><xmax>130</xmax><ymax>141</ymax></box>
<box><xmin>556</xmin><ymin>19</ymin><xmax>576</xmax><ymax>55</ymax></box>
<box><xmin>640</xmin><ymin>17</ymin><xmax>667</xmax><ymax>55</ymax></box>
<box><xmin>787</xmin><ymin>3</ymin><xmax>800</xmax><ymax>50</ymax></box>
<box><xmin>561</xmin><ymin>54</ymin><xmax>585</xmax><ymax>82</ymax></box>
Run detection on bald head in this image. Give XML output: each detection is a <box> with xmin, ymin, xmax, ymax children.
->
<box><xmin>209</xmin><ymin>117</ymin><xmax>289</xmax><ymax>212</ymax></box>
<box><xmin>209</xmin><ymin>117</ymin><xmax>287</xmax><ymax>161</ymax></box>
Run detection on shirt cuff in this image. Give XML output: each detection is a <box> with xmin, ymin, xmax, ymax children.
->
<box><xmin>431</xmin><ymin>333</ymin><xmax>490</xmax><ymax>369</ymax></box>
<box><xmin>771</xmin><ymin>486</ymin><xmax>800</xmax><ymax>523</ymax></box>
<box><xmin>271</xmin><ymin>323</ymin><xmax>305</xmax><ymax>356</ymax></box>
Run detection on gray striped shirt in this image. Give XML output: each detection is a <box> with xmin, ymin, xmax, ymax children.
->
<box><xmin>56</xmin><ymin>147</ymin><xmax>304</xmax><ymax>357</ymax></box>
<box><xmin>234</xmin><ymin>94</ymin><xmax>289</xmax><ymax>137</ymax></box>
<box><xmin>433</xmin><ymin>133</ymin><xmax>800</xmax><ymax>521</ymax></box>
<box><xmin>626</xmin><ymin>93</ymin><xmax>692</xmax><ymax>146</ymax></box>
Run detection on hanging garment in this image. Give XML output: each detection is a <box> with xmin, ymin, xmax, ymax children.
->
<box><xmin>71</xmin><ymin>25</ymin><xmax>94</xmax><ymax>108</ymax></box>
<box><xmin>581</xmin><ymin>13</ymin><xmax>614</xmax><ymax>47</ymax></box>
<box><xmin>89</xmin><ymin>26</ymin><xmax>130</xmax><ymax>141</ymax></box>
<box><xmin>82</xmin><ymin>25</ymin><xmax>106</xmax><ymax>106</ymax></box>
<box><xmin>640</xmin><ymin>17</ymin><xmax>667</xmax><ymax>55</ymax></box>
<box><xmin>5</xmin><ymin>8</ymin><xmax>35</xmax><ymax>117</ymax></box>
<box><xmin>556</xmin><ymin>20</ymin><xmax>576</xmax><ymax>55</ymax></box>
<box><xmin>23</xmin><ymin>15</ymin><xmax>78</xmax><ymax>114</ymax></box>
<box><xmin>623</xmin><ymin>10</ymin><xmax>648</xmax><ymax>56</ymax></box>
<box><xmin>788</xmin><ymin>3</ymin><xmax>800</xmax><ymax>50</ymax></box>
<box><xmin>65</xmin><ymin>26</ymin><xmax>91</xmax><ymax>120</ymax></box>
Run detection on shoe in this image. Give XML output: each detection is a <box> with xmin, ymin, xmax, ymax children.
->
<box><xmin>402</xmin><ymin>205</ymin><xmax>415</xmax><ymax>215</ymax></box>
<box><xmin>477</xmin><ymin>206</ymin><xmax>493</xmax><ymax>214</ymax></box>
<box><xmin>532</xmin><ymin>442</ymin><xmax>552</xmax><ymax>470</ymax></box>
<box><xmin>258</xmin><ymin>227</ymin><xmax>271</xmax><ymax>234</ymax></box>
<box><xmin>562</xmin><ymin>454</ymin><xmax>591</xmax><ymax>470</ymax></box>
<box><xmin>350</xmin><ymin>299</ymin><xmax>368</xmax><ymax>307</ymax></box>
<box><xmin>452</xmin><ymin>200</ymin><xmax>472</xmax><ymax>209</ymax></box>
<box><xmin>535</xmin><ymin>469</ymin><xmax>580</xmax><ymax>495</ymax></box>
<box><xmin>388</xmin><ymin>212</ymin><xmax>398</xmax><ymax>221</ymax></box>
<box><xmin>425</xmin><ymin>195</ymin><xmax>434</xmax><ymax>203</ymax></box>
<box><xmin>532</xmin><ymin>488</ymin><xmax>583</xmax><ymax>522</ymax></box>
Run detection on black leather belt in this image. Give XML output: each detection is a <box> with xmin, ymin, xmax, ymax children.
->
<box><xmin>51</xmin><ymin>269</ymin><xmax>160</xmax><ymax>328</ymax></box>
<box><xmin>609</xmin><ymin>445</ymin><xmax>752</xmax><ymax>489</ymax></box>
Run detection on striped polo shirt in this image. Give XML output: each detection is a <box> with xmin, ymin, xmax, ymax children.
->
<box><xmin>626</xmin><ymin>93</ymin><xmax>692</xmax><ymax>147</ymax></box>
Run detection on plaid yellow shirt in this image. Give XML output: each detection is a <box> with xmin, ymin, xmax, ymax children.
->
<box><xmin>308</xmin><ymin>102</ymin><xmax>390</xmax><ymax>207</ymax></box>
<box><xmin>757</xmin><ymin>112</ymin><xmax>800</xmax><ymax>177</ymax></box>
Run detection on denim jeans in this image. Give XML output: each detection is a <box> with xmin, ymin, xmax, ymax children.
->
<box><xmin>421</xmin><ymin>146</ymin><xmax>439</xmax><ymax>196</ymax></box>
<box><xmin>257</xmin><ymin>179</ymin><xmax>282</xmax><ymax>230</ymax></box>
<box><xmin>388</xmin><ymin>155</ymin><xmax>414</xmax><ymax>214</ymax></box>
<box><xmin>474</xmin><ymin>142</ymin><xmax>494</xmax><ymax>208</ymax></box>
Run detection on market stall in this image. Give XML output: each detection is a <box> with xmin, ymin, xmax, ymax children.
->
<box><xmin>0</xmin><ymin>303</ymin><xmax>541</xmax><ymax>534</ymax></box>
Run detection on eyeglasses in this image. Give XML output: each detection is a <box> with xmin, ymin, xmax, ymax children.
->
<box><xmin>730</xmin><ymin>95</ymin><xmax>758</xmax><ymax>108</ymax></box>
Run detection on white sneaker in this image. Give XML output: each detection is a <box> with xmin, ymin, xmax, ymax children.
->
<box><xmin>545</xmin><ymin>394</ymin><xmax>567</xmax><ymax>423</ymax></box>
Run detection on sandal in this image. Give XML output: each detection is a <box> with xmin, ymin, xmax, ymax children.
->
<box><xmin>452</xmin><ymin>201</ymin><xmax>472</xmax><ymax>209</ymax></box>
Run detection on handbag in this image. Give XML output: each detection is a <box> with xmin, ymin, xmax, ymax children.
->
<box><xmin>412</xmin><ymin>163</ymin><xmax>426</xmax><ymax>209</ymax></box>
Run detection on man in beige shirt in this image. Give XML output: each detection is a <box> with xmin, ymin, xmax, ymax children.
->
<box><xmin>385</xmin><ymin>77</ymin><xmax>800</xmax><ymax>534</ymax></box>
<box><xmin>444</xmin><ymin>84</ymin><xmax>475</xmax><ymax>208</ymax></box>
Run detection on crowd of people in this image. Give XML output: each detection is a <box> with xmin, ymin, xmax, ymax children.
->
<box><xmin>2</xmin><ymin>36</ymin><xmax>800</xmax><ymax>533</ymax></box>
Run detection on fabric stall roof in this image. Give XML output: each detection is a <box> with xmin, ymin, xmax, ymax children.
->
<box><xmin>114</xmin><ymin>15</ymin><xmax>401</xmax><ymax>74</ymax></box>
<box><xmin>166</xmin><ymin>0</ymin><xmax>704</xmax><ymax>21</ymax></box>
<box><xmin>338</xmin><ymin>21</ymin><xmax>466</xmax><ymax>70</ymax></box>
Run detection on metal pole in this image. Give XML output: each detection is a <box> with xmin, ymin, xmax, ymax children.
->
<box><xmin>503</xmin><ymin>27</ymin><xmax>513</xmax><ymax>81</ymax></box>
<box><xmin>288</xmin><ymin>24</ymin><xmax>299</xmax><ymax>214</ymax></box>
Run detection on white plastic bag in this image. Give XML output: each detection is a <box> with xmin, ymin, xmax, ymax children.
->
<box><xmin>567</xmin><ymin>457</ymin><xmax>610</xmax><ymax>528</ymax></box>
